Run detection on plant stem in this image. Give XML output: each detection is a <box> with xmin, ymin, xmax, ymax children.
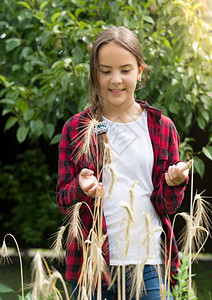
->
<box><xmin>4</xmin><ymin>234</ymin><xmax>24</xmax><ymax>300</ymax></box>
<box><xmin>188</xmin><ymin>160</ymin><xmax>194</xmax><ymax>295</ymax></box>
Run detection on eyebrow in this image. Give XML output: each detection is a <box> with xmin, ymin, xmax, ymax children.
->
<box><xmin>98</xmin><ymin>64</ymin><xmax>133</xmax><ymax>68</ymax></box>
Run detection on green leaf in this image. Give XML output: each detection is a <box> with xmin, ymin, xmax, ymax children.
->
<box><xmin>201</xmin><ymin>95</ymin><xmax>211</xmax><ymax>110</ymax></box>
<box><xmin>40</xmin><ymin>1</ymin><xmax>48</xmax><ymax>11</ymax></box>
<box><xmin>23</xmin><ymin>109</ymin><xmax>34</xmax><ymax>122</ymax></box>
<box><xmin>51</xmin><ymin>12</ymin><xmax>62</xmax><ymax>22</ymax></box>
<box><xmin>201</xmin><ymin>110</ymin><xmax>209</xmax><ymax>123</ymax></box>
<box><xmin>94</xmin><ymin>20</ymin><xmax>105</xmax><ymax>27</ymax></box>
<box><xmin>25</xmin><ymin>292</ymin><xmax>32</xmax><ymax>299</ymax></box>
<box><xmin>30</xmin><ymin>120</ymin><xmax>44</xmax><ymax>137</ymax></box>
<box><xmin>142</xmin><ymin>15</ymin><xmax>155</xmax><ymax>24</ymax></box>
<box><xmin>18</xmin><ymin>292</ymin><xmax>32</xmax><ymax>299</ymax></box>
<box><xmin>17</xmin><ymin>126</ymin><xmax>29</xmax><ymax>143</ymax></box>
<box><xmin>17</xmin><ymin>1</ymin><xmax>31</xmax><ymax>9</ymax></box>
<box><xmin>31</xmin><ymin>73</ymin><xmax>46</xmax><ymax>83</ymax></box>
<box><xmin>5</xmin><ymin>38</ymin><xmax>22</xmax><ymax>52</ymax></box>
<box><xmin>185</xmin><ymin>113</ymin><xmax>192</xmax><ymax>128</ymax></box>
<box><xmin>23</xmin><ymin>62</ymin><xmax>33</xmax><ymax>73</ymax></box>
<box><xmin>75</xmin><ymin>8</ymin><xmax>85</xmax><ymax>17</ymax></box>
<box><xmin>163</xmin><ymin>39</ymin><xmax>172</xmax><ymax>49</ymax></box>
<box><xmin>4</xmin><ymin>116</ymin><xmax>18</xmax><ymax>131</ymax></box>
<box><xmin>193</xmin><ymin>156</ymin><xmax>205</xmax><ymax>178</ymax></box>
<box><xmin>17</xmin><ymin>100</ymin><xmax>29</xmax><ymax>112</ymax></box>
<box><xmin>50</xmin><ymin>133</ymin><xmax>61</xmax><ymax>145</ymax></box>
<box><xmin>0</xmin><ymin>76</ymin><xmax>14</xmax><ymax>88</ymax></box>
<box><xmin>0</xmin><ymin>98</ymin><xmax>15</xmax><ymax>105</ymax></box>
<box><xmin>197</xmin><ymin>116</ymin><xmax>206</xmax><ymax>130</ymax></box>
<box><xmin>21</xmin><ymin>47</ymin><xmax>31</xmax><ymax>59</ymax></box>
<box><xmin>44</xmin><ymin>123</ymin><xmax>55</xmax><ymax>139</ymax></box>
<box><xmin>2</xmin><ymin>108</ymin><xmax>12</xmax><ymax>116</ymax></box>
<box><xmin>71</xmin><ymin>0</ymin><xmax>85</xmax><ymax>7</ymax></box>
<box><xmin>12</xmin><ymin>64</ymin><xmax>21</xmax><ymax>71</ymax></box>
<box><xmin>73</xmin><ymin>47</ymin><xmax>84</xmax><ymax>64</ymax></box>
<box><xmin>169</xmin><ymin>16</ymin><xmax>181</xmax><ymax>26</ymax></box>
<box><xmin>0</xmin><ymin>282</ymin><xmax>15</xmax><ymax>293</ymax></box>
<box><xmin>169</xmin><ymin>102</ymin><xmax>178</xmax><ymax>114</ymax></box>
<box><xmin>202</xmin><ymin>146</ymin><xmax>212</xmax><ymax>160</ymax></box>
<box><xmin>192</xmin><ymin>2</ymin><xmax>202</xmax><ymax>11</ymax></box>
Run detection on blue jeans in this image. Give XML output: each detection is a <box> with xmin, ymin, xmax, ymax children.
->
<box><xmin>70</xmin><ymin>265</ymin><xmax>173</xmax><ymax>300</ymax></box>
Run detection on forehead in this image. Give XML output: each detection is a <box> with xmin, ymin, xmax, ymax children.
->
<box><xmin>97</xmin><ymin>42</ymin><xmax>137</xmax><ymax>66</ymax></box>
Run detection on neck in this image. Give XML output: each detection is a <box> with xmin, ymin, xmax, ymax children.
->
<box><xmin>103</xmin><ymin>100</ymin><xmax>143</xmax><ymax>123</ymax></box>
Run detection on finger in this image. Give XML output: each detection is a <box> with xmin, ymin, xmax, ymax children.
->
<box><xmin>165</xmin><ymin>172</ymin><xmax>175</xmax><ymax>186</ymax></box>
<box><xmin>166</xmin><ymin>166</ymin><xmax>186</xmax><ymax>186</ymax></box>
<box><xmin>167</xmin><ymin>165</ymin><xmax>177</xmax><ymax>182</ymax></box>
<box><xmin>87</xmin><ymin>182</ymin><xmax>98</xmax><ymax>192</ymax></box>
<box><xmin>96</xmin><ymin>182</ymin><xmax>105</xmax><ymax>196</ymax></box>
<box><xmin>174</xmin><ymin>166</ymin><xmax>188</xmax><ymax>182</ymax></box>
<box><xmin>177</xmin><ymin>161</ymin><xmax>187</xmax><ymax>171</ymax></box>
<box><xmin>177</xmin><ymin>160</ymin><xmax>192</xmax><ymax>174</ymax></box>
<box><xmin>83</xmin><ymin>183</ymin><xmax>96</xmax><ymax>194</ymax></box>
<box><xmin>169</xmin><ymin>165</ymin><xmax>185</xmax><ymax>183</ymax></box>
<box><xmin>87</xmin><ymin>182</ymin><xmax>105</xmax><ymax>198</ymax></box>
<box><xmin>80</xmin><ymin>168</ymin><xmax>94</xmax><ymax>177</ymax></box>
<box><xmin>176</xmin><ymin>163</ymin><xmax>189</xmax><ymax>178</ymax></box>
<box><xmin>166</xmin><ymin>167</ymin><xmax>181</xmax><ymax>186</ymax></box>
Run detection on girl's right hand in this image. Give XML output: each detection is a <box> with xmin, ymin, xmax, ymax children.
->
<box><xmin>79</xmin><ymin>168</ymin><xmax>104</xmax><ymax>198</ymax></box>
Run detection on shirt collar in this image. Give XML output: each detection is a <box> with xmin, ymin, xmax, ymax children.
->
<box><xmin>136</xmin><ymin>99</ymin><xmax>162</xmax><ymax>122</ymax></box>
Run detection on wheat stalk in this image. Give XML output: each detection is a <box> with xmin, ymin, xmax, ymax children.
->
<box><xmin>44</xmin><ymin>271</ymin><xmax>63</xmax><ymax>300</ymax></box>
<box><xmin>67</xmin><ymin>202</ymin><xmax>85</xmax><ymax>246</ymax></box>
<box><xmin>177</xmin><ymin>193</ymin><xmax>211</xmax><ymax>256</ymax></box>
<box><xmin>0</xmin><ymin>234</ymin><xmax>24</xmax><ymax>300</ymax></box>
<box><xmin>179</xmin><ymin>159</ymin><xmax>193</xmax><ymax>172</ymax></box>
<box><xmin>70</xmin><ymin>116</ymin><xmax>98</xmax><ymax>164</ymax></box>
<box><xmin>0</xmin><ymin>239</ymin><xmax>12</xmax><ymax>264</ymax></box>
<box><xmin>44</xmin><ymin>270</ymin><xmax>69</xmax><ymax>300</ymax></box>
<box><xmin>49</xmin><ymin>225</ymin><xmax>67</xmax><ymax>263</ymax></box>
<box><xmin>129</xmin><ymin>261</ymin><xmax>146</xmax><ymax>300</ymax></box>
<box><xmin>31</xmin><ymin>252</ymin><xmax>49</xmax><ymax>300</ymax></box>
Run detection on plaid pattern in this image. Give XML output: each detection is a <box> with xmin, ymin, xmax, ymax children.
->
<box><xmin>56</xmin><ymin>100</ymin><xmax>188</xmax><ymax>283</ymax></box>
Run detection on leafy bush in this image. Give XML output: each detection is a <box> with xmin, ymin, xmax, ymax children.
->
<box><xmin>0</xmin><ymin>149</ymin><xmax>60</xmax><ymax>247</ymax></box>
<box><xmin>0</xmin><ymin>0</ymin><xmax>211</xmax><ymax>177</ymax></box>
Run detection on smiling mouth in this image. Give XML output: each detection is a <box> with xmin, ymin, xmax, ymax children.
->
<box><xmin>109</xmin><ymin>89</ymin><xmax>125</xmax><ymax>93</ymax></box>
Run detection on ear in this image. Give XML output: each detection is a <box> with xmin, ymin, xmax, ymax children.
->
<box><xmin>137</xmin><ymin>65</ymin><xmax>144</xmax><ymax>82</ymax></box>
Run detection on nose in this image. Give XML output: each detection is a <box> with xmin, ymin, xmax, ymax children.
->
<box><xmin>111</xmin><ymin>71</ymin><xmax>122</xmax><ymax>85</ymax></box>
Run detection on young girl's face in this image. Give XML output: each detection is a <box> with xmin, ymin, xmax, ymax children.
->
<box><xmin>97</xmin><ymin>42</ymin><xmax>143</xmax><ymax>112</ymax></box>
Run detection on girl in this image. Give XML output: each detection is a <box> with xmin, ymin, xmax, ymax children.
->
<box><xmin>56</xmin><ymin>26</ymin><xmax>189</xmax><ymax>300</ymax></box>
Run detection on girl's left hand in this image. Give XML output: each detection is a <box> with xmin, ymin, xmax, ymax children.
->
<box><xmin>165</xmin><ymin>162</ymin><xmax>189</xmax><ymax>187</ymax></box>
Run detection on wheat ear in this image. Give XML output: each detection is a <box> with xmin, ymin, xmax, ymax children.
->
<box><xmin>71</xmin><ymin>116</ymin><xmax>98</xmax><ymax>164</ymax></box>
<box><xmin>49</xmin><ymin>225</ymin><xmax>67</xmax><ymax>263</ymax></box>
<box><xmin>0</xmin><ymin>234</ymin><xmax>24</xmax><ymax>300</ymax></box>
<box><xmin>31</xmin><ymin>251</ymin><xmax>49</xmax><ymax>300</ymax></box>
<box><xmin>44</xmin><ymin>270</ymin><xmax>69</xmax><ymax>300</ymax></box>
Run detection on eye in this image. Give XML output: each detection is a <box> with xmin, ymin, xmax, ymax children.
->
<box><xmin>122</xmin><ymin>69</ymin><xmax>131</xmax><ymax>73</ymax></box>
<box><xmin>101</xmin><ymin>70</ymin><xmax>111</xmax><ymax>74</ymax></box>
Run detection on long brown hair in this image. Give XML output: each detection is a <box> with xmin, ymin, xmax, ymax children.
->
<box><xmin>89</xmin><ymin>26</ymin><xmax>148</xmax><ymax>119</ymax></box>
<box><xmin>88</xmin><ymin>26</ymin><xmax>148</xmax><ymax>165</ymax></box>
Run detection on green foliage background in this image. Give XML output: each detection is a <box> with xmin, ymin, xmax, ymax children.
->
<box><xmin>0</xmin><ymin>0</ymin><xmax>212</xmax><ymax>246</ymax></box>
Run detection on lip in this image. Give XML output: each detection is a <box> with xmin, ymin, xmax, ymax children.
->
<box><xmin>109</xmin><ymin>88</ymin><xmax>125</xmax><ymax>95</ymax></box>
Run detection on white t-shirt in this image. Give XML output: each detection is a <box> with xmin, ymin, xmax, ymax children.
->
<box><xmin>103</xmin><ymin>109</ymin><xmax>162</xmax><ymax>265</ymax></box>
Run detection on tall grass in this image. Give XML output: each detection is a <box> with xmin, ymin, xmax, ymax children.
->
<box><xmin>0</xmin><ymin>120</ymin><xmax>211</xmax><ymax>299</ymax></box>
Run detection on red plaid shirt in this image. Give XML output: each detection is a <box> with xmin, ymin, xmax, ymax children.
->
<box><xmin>56</xmin><ymin>100</ymin><xmax>188</xmax><ymax>283</ymax></box>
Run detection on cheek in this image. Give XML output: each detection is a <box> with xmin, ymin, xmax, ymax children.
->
<box><xmin>127</xmin><ymin>76</ymin><xmax>138</xmax><ymax>89</ymax></box>
<box><xmin>98</xmin><ymin>75</ymin><xmax>108</xmax><ymax>90</ymax></box>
